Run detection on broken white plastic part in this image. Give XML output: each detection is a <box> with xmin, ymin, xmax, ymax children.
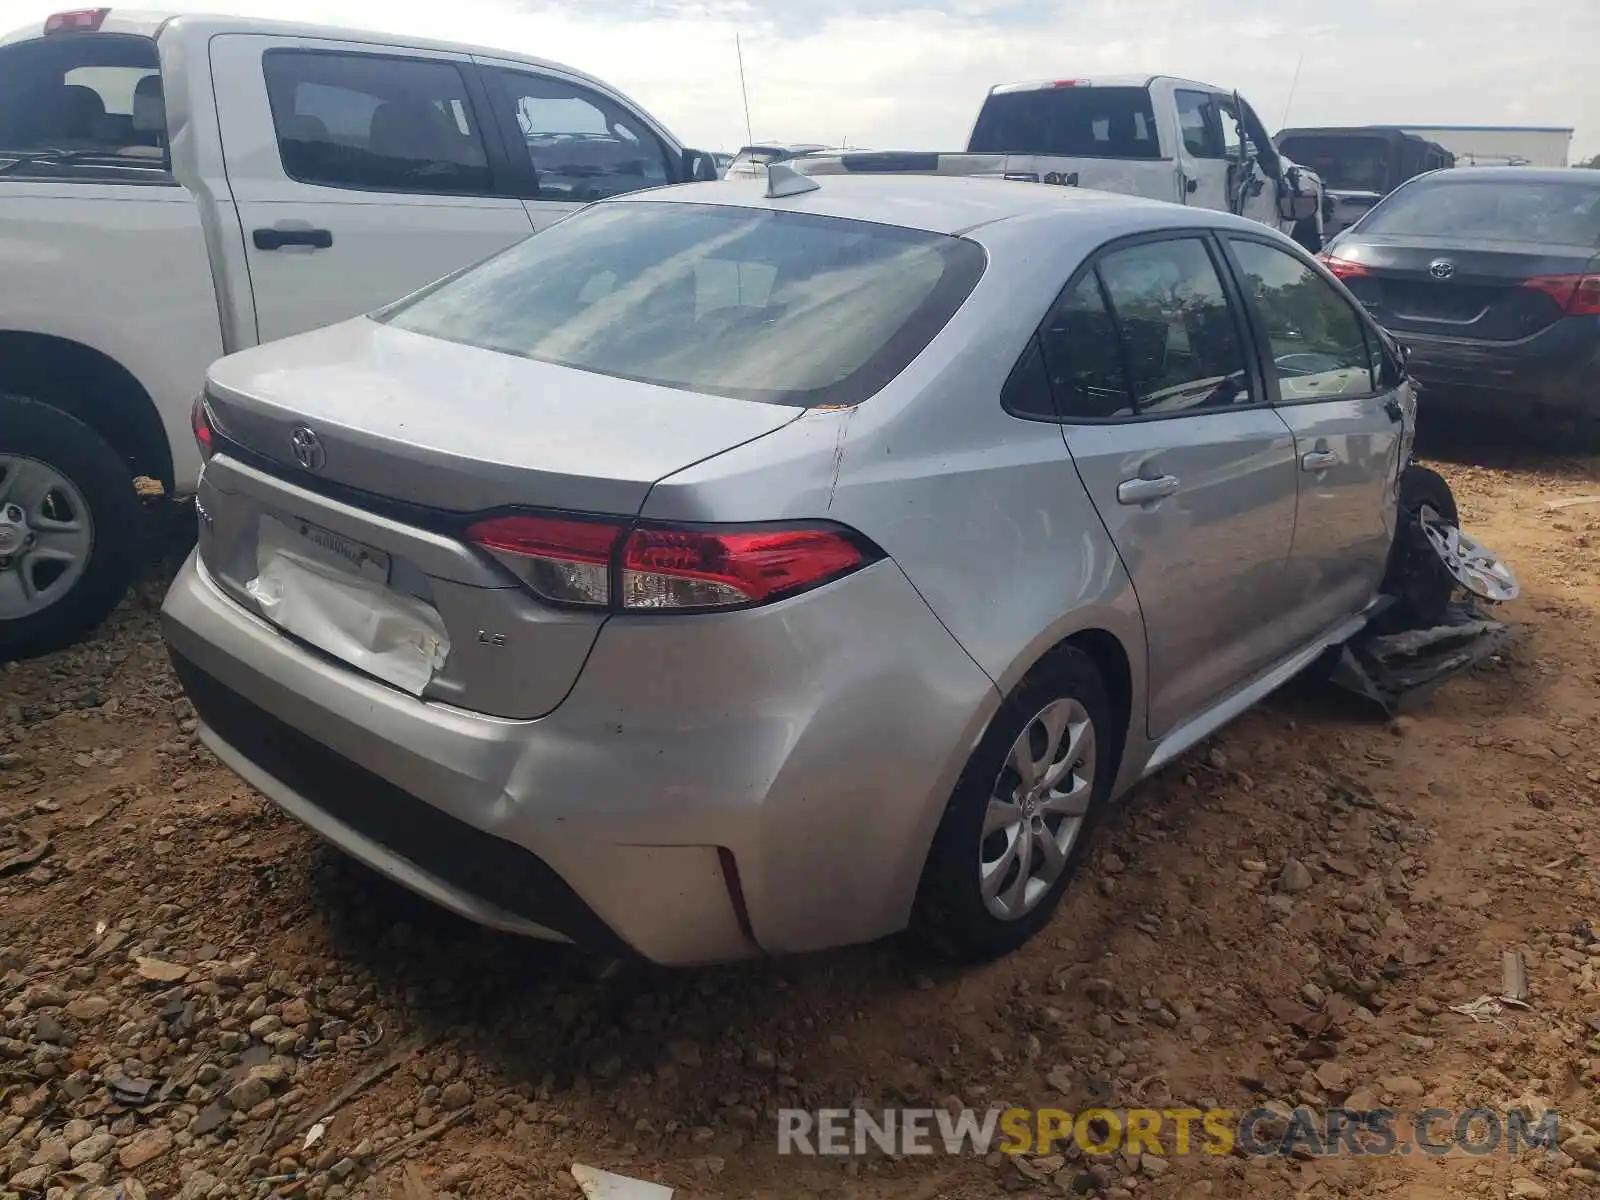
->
<box><xmin>570</xmin><ymin>1164</ymin><xmax>674</xmax><ymax>1199</ymax></box>
<box><xmin>246</xmin><ymin>515</ymin><xmax>450</xmax><ymax>696</ymax></box>
<box><xmin>765</xmin><ymin>160</ymin><xmax>819</xmax><ymax>198</ymax></box>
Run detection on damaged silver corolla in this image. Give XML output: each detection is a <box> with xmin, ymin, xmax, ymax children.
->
<box><xmin>1328</xmin><ymin>460</ymin><xmax>1520</xmax><ymax>715</ymax></box>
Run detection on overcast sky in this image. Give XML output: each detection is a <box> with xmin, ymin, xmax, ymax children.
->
<box><xmin>2</xmin><ymin>0</ymin><xmax>1593</xmax><ymax>159</ymax></box>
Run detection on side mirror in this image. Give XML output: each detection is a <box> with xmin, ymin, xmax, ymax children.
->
<box><xmin>1278</xmin><ymin>192</ymin><xmax>1319</xmax><ymax>221</ymax></box>
<box><xmin>682</xmin><ymin>149</ymin><xmax>721</xmax><ymax>182</ymax></box>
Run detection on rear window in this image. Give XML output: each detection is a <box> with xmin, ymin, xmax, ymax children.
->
<box><xmin>0</xmin><ymin>33</ymin><xmax>167</xmax><ymax>178</ymax></box>
<box><xmin>1361</xmin><ymin>177</ymin><xmax>1600</xmax><ymax>248</ymax></box>
<box><xmin>968</xmin><ymin>86</ymin><xmax>1160</xmax><ymax>160</ymax></box>
<box><xmin>1277</xmin><ymin>135</ymin><xmax>1393</xmax><ymax>192</ymax></box>
<box><xmin>379</xmin><ymin>202</ymin><xmax>987</xmax><ymax>407</ymax></box>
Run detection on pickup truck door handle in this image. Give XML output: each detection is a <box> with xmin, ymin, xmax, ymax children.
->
<box><xmin>1301</xmin><ymin>450</ymin><xmax>1340</xmax><ymax>472</ymax></box>
<box><xmin>252</xmin><ymin>227</ymin><xmax>333</xmax><ymax>251</ymax></box>
<box><xmin>1116</xmin><ymin>474</ymin><xmax>1180</xmax><ymax>505</ymax></box>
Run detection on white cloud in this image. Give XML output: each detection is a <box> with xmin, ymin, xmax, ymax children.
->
<box><xmin>0</xmin><ymin>0</ymin><xmax>1593</xmax><ymax>158</ymax></box>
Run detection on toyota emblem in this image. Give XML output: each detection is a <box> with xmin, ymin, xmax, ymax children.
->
<box><xmin>1428</xmin><ymin>258</ymin><xmax>1455</xmax><ymax>280</ymax></box>
<box><xmin>289</xmin><ymin>425</ymin><xmax>326</xmax><ymax>472</ymax></box>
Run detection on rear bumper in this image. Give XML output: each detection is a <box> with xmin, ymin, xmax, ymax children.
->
<box><xmin>1401</xmin><ymin>316</ymin><xmax>1600</xmax><ymax>412</ymax></box>
<box><xmin>161</xmin><ymin>550</ymin><xmax>996</xmax><ymax>964</ymax></box>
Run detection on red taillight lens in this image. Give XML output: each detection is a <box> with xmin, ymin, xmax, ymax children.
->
<box><xmin>620</xmin><ymin>525</ymin><xmax>870</xmax><ymax>610</ymax></box>
<box><xmin>1318</xmin><ymin>254</ymin><xmax>1370</xmax><ymax>281</ymax></box>
<box><xmin>466</xmin><ymin>514</ymin><xmax>623</xmax><ymax>608</ymax></box>
<box><xmin>44</xmin><ymin>8</ymin><xmax>109</xmax><ymax>33</ymax></box>
<box><xmin>191</xmin><ymin>396</ymin><xmax>215</xmax><ymax>460</ymax></box>
<box><xmin>1523</xmin><ymin>273</ymin><xmax>1600</xmax><ymax>316</ymax></box>
<box><xmin>466</xmin><ymin>515</ymin><xmax>878</xmax><ymax>612</ymax></box>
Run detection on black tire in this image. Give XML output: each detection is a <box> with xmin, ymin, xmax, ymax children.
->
<box><xmin>0</xmin><ymin>395</ymin><xmax>141</xmax><ymax>662</ymax></box>
<box><xmin>1292</xmin><ymin>217</ymin><xmax>1323</xmax><ymax>254</ymax></box>
<box><xmin>912</xmin><ymin>646</ymin><xmax>1116</xmax><ymax>963</ymax></box>
<box><xmin>1379</xmin><ymin>464</ymin><xmax>1459</xmax><ymax>631</ymax></box>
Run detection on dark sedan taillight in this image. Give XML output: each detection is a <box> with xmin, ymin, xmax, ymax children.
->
<box><xmin>465</xmin><ymin>513</ymin><xmax>881</xmax><ymax>613</ymax></box>
<box><xmin>1522</xmin><ymin>273</ymin><xmax>1600</xmax><ymax>316</ymax></box>
<box><xmin>1317</xmin><ymin>254</ymin><xmax>1370</xmax><ymax>281</ymax></box>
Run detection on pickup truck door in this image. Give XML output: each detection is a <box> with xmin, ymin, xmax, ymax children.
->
<box><xmin>1220</xmin><ymin>234</ymin><xmax>1405</xmax><ymax>641</ymax></box>
<box><xmin>209</xmin><ymin>34</ymin><xmax>536</xmax><ymax>346</ymax></box>
<box><xmin>470</xmin><ymin>58</ymin><xmax>682</xmax><ymax>234</ymax></box>
<box><xmin>1172</xmin><ymin>89</ymin><xmax>1232</xmax><ymax>212</ymax></box>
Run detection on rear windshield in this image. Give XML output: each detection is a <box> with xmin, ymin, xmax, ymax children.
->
<box><xmin>968</xmin><ymin>86</ymin><xmax>1160</xmax><ymax>160</ymax></box>
<box><xmin>379</xmin><ymin>201</ymin><xmax>987</xmax><ymax>407</ymax></box>
<box><xmin>1361</xmin><ymin>177</ymin><xmax>1600</xmax><ymax>248</ymax></box>
<box><xmin>1277</xmin><ymin>135</ymin><xmax>1392</xmax><ymax>192</ymax></box>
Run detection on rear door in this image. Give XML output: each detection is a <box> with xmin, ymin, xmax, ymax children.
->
<box><xmin>1041</xmin><ymin>231</ymin><xmax>1300</xmax><ymax>736</ymax></box>
<box><xmin>209</xmin><ymin>34</ymin><xmax>535</xmax><ymax>345</ymax></box>
<box><xmin>1222</xmin><ymin>235</ymin><xmax>1405</xmax><ymax>639</ymax></box>
<box><xmin>472</xmin><ymin>59</ymin><xmax>680</xmax><ymax>233</ymax></box>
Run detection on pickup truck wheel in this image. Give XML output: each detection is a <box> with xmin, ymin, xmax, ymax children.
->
<box><xmin>1291</xmin><ymin>218</ymin><xmax>1323</xmax><ymax>253</ymax></box>
<box><xmin>912</xmin><ymin>647</ymin><xmax>1114</xmax><ymax>962</ymax></box>
<box><xmin>0</xmin><ymin>396</ymin><xmax>141</xmax><ymax>662</ymax></box>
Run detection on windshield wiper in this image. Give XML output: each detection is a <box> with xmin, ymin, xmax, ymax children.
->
<box><xmin>0</xmin><ymin>148</ymin><xmax>134</xmax><ymax>175</ymax></box>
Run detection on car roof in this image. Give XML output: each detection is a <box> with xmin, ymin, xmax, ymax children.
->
<box><xmin>611</xmin><ymin>173</ymin><xmax>1275</xmax><ymax>240</ymax></box>
<box><xmin>1411</xmin><ymin>166</ymin><xmax>1600</xmax><ymax>185</ymax></box>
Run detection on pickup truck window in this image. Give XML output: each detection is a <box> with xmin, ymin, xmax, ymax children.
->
<box><xmin>492</xmin><ymin>69</ymin><xmax>673</xmax><ymax>201</ymax></box>
<box><xmin>968</xmin><ymin>86</ymin><xmax>1160</xmax><ymax>161</ymax></box>
<box><xmin>262</xmin><ymin>50</ymin><xmax>492</xmax><ymax>197</ymax></box>
<box><xmin>0</xmin><ymin>33</ymin><xmax>168</xmax><ymax>179</ymax></box>
<box><xmin>1174</xmin><ymin>90</ymin><xmax>1225</xmax><ymax>159</ymax></box>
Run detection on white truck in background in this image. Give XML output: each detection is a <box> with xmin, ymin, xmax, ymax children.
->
<box><xmin>796</xmin><ymin>75</ymin><xmax>1330</xmax><ymax>251</ymax></box>
<box><xmin>1396</xmin><ymin>124</ymin><xmax>1575</xmax><ymax>169</ymax></box>
<box><xmin>0</xmin><ymin>7</ymin><xmax>719</xmax><ymax>659</ymax></box>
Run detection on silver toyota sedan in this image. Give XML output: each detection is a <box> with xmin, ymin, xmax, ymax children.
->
<box><xmin>162</xmin><ymin>171</ymin><xmax>1419</xmax><ymax>966</ymax></box>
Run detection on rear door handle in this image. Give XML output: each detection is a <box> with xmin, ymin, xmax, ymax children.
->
<box><xmin>1116</xmin><ymin>474</ymin><xmax>1180</xmax><ymax>504</ymax></box>
<box><xmin>1301</xmin><ymin>450</ymin><xmax>1340</xmax><ymax>472</ymax></box>
<box><xmin>253</xmin><ymin>227</ymin><xmax>333</xmax><ymax>251</ymax></box>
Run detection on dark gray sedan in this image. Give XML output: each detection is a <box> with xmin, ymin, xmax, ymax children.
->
<box><xmin>1319</xmin><ymin>167</ymin><xmax>1600</xmax><ymax>440</ymax></box>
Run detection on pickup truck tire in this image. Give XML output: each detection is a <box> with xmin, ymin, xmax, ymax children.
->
<box><xmin>0</xmin><ymin>395</ymin><xmax>141</xmax><ymax>662</ymax></box>
<box><xmin>1291</xmin><ymin>218</ymin><xmax>1323</xmax><ymax>253</ymax></box>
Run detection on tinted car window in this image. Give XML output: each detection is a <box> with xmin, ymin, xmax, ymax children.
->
<box><xmin>1361</xmin><ymin>176</ymin><xmax>1600</xmax><ymax>248</ymax></box>
<box><xmin>496</xmin><ymin>70</ymin><xmax>671</xmax><ymax>201</ymax></box>
<box><xmin>1276</xmin><ymin>134</ymin><xmax>1394</xmax><ymax>192</ymax></box>
<box><xmin>1094</xmin><ymin>238</ymin><xmax>1252</xmax><ymax>414</ymax></box>
<box><xmin>1039</xmin><ymin>275</ymin><xmax>1134</xmax><ymax>419</ymax></box>
<box><xmin>263</xmin><ymin>51</ymin><xmax>491</xmax><ymax>195</ymax></box>
<box><xmin>0</xmin><ymin>34</ymin><xmax>166</xmax><ymax>175</ymax></box>
<box><xmin>1230</xmin><ymin>239</ymin><xmax>1376</xmax><ymax>400</ymax></box>
<box><xmin>968</xmin><ymin>86</ymin><xmax>1160</xmax><ymax>160</ymax></box>
<box><xmin>380</xmin><ymin>202</ymin><xmax>987</xmax><ymax>408</ymax></box>
<box><xmin>1175</xmin><ymin>90</ymin><xmax>1223</xmax><ymax>159</ymax></box>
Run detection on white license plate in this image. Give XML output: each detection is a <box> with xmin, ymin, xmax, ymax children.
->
<box><xmin>270</xmin><ymin>515</ymin><xmax>390</xmax><ymax>583</ymax></box>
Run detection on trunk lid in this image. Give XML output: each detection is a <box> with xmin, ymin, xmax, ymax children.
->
<box><xmin>204</xmin><ymin>317</ymin><xmax>802</xmax><ymax>515</ymax></box>
<box><xmin>1337</xmin><ymin>236</ymin><xmax>1596</xmax><ymax>341</ymax></box>
<box><xmin>197</xmin><ymin>317</ymin><xmax>803</xmax><ymax>719</ymax></box>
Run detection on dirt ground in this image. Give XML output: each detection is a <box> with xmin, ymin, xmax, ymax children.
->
<box><xmin>4</xmin><ymin>434</ymin><xmax>1600</xmax><ymax>1200</ymax></box>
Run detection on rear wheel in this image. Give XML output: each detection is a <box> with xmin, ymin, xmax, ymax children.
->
<box><xmin>0</xmin><ymin>395</ymin><xmax>141</xmax><ymax>661</ymax></box>
<box><xmin>1291</xmin><ymin>217</ymin><xmax>1323</xmax><ymax>253</ymax></box>
<box><xmin>912</xmin><ymin>647</ymin><xmax>1115</xmax><ymax>962</ymax></box>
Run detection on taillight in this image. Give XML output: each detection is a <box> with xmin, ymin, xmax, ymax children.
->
<box><xmin>1522</xmin><ymin>273</ymin><xmax>1600</xmax><ymax>316</ymax></box>
<box><xmin>44</xmin><ymin>8</ymin><xmax>109</xmax><ymax>33</ymax></box>
<box><xmin>191</xmin><ymin>396</ymin><xmax>215</xmax><ymax>460</ymax></box>
<box><xmin>464</xmin><ymin>514</ymin><xmax>879</xmax><ymax>613</ymax></box>
<box><xmin>1319</xmin><ymin>254</ymin><xmax>1370</xmax><ymax>281</ymax></box>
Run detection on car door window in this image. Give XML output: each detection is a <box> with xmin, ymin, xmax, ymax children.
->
<box><xmin>1093</xmin><ymin>237</ymin><xmax>1254</xmax><ymax>415</ymax></box>
<box><xmin>262</xmin><ymin>51</ymin><xmax>491</xmax><ymax>195</ymax></box>
<box><xmin>1037</xmin><ymin>275</ymin><xmax>1134</xmax><ymax>419</ymax></box>
<box><xmin>495</xmin><ymin>70</ymin><xmax>672</xmax><ymax>201</ymax></box>
<box><xmin>1229</xmin><ymin>239</ymin><xmax>1377</xmax><ymax>400</ymax></box>
<box><xmin>1174</xmin><ymin>90</ymin><xmax>1224</xmax><ymax>159</ymax></box>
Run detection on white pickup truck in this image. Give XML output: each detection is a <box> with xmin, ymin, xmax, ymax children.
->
<box><xmin>0</xmin><ymin>7</ymin><xmax>718</xmax><ymax>658</ymax></box>
<box><xmin>795</xmin><ymin>75</ymin><xmax>1329</xmax><ymax>250</ymax></box>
